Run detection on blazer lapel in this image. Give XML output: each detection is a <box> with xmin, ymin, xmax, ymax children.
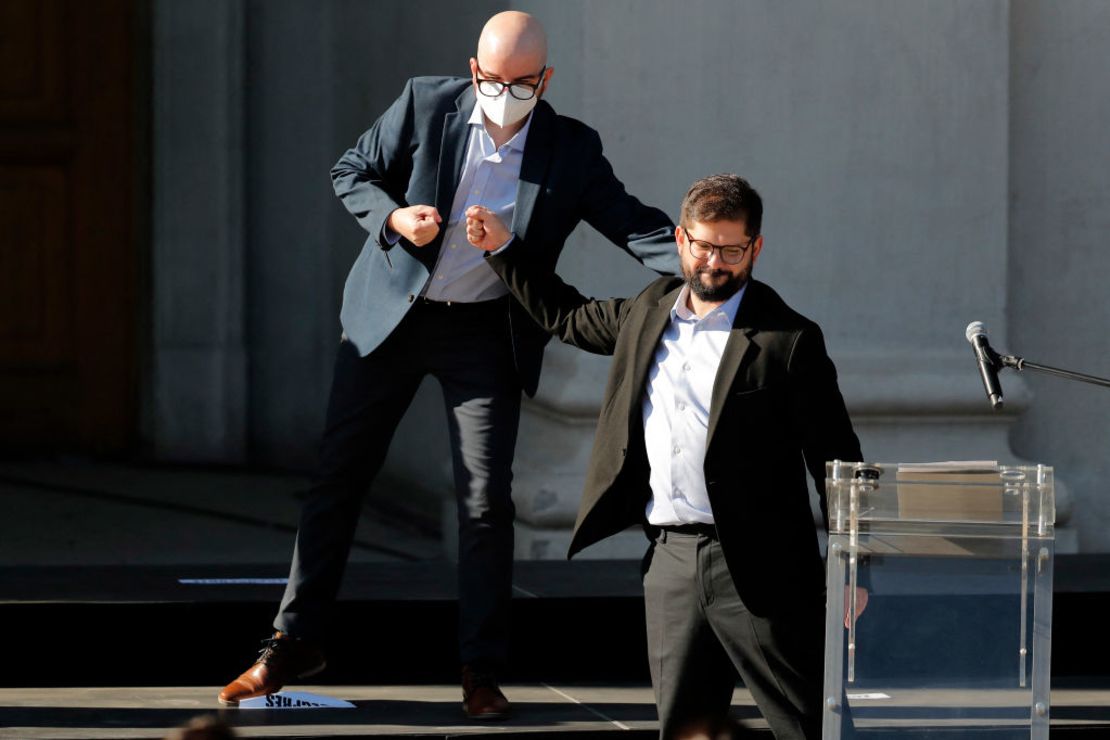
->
<box><xmin>511</xmin><ymin>101</ymin><xmax>555</xmax><ymax>240</ymax></box>
<box><xmin>706</xmin><ymin>287</ymin><xmax>760</xmax><ymax>446</ymax></box>
<box><xmin>434</xmin><ymin>86</ymin><xmax>474</xmax><ymax>220</ymax></box>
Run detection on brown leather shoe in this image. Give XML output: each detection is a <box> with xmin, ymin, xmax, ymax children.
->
<box><xmin>217</xmin><ymin>632</ymin><xmax>326</xmax><ymax>706</ymax></box>
<box><xmin>461</xmin><ymin>665</ymin><xmax>510</xmax><ymax>720</ymax></box>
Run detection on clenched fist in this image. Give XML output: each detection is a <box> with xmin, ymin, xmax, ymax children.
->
<box><xmin>465</xmin><ymin>205</ymin><xmax>512</xmax><ymax>252</ymax></box>
<box><xmin>388</xmin><ymin>205</ymin><xmax>442</xmax><ymax>247</ymax></box>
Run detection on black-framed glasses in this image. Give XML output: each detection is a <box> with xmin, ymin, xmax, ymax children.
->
<box><xmin>475</xmin><ymin>63</ymin><xmax>547</xmax><ymax>100</ymax></box>
<box><xmin>683</xmin><ymin>227</ymin><xmax>754</xmax><ymax>265</ymax></box>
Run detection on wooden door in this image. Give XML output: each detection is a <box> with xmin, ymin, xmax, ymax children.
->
<box><xmin>0</xmin><ymin>0</ymin><xmax>141</xmax><ymax>454</ymax></box>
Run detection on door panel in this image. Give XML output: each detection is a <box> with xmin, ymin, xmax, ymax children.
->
<box><xmin>0</xmin><ymin>0</ymin><xmax>139</xmax><ymax>454</ymax></box>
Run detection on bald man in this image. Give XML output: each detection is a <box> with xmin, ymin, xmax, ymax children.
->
<box><xmin>217</xmin><ymin>11</ymin><xmax>677</xmax><ymax>717</ymax></box>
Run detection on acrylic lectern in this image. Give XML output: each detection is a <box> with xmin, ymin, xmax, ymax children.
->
<box><xmin>823</xmin><ymin>461</ymin><xmax>1055</xmax><ymax>739</ymax></box>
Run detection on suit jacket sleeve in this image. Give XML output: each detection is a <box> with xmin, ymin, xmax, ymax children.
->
<box><xmin>577</xmin><ymin>129</ymin><xmax>678</xmax><ymax>276</ymax></box>
<box><xmin>330</xmin><ymin>79</ymin><xmax>416</xmax><ymax>250</ymax></box>
<box><xmin>786</xmin><ymin>324</ymin><xmax>864</xmax><ymax>530</ymax></box>
<box><xmin>486</xmin><ymin>242</ymin><xmax>631</xmax><ymax>356</ymax></box>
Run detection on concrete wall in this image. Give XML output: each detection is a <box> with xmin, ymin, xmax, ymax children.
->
<box><xmin>147</xmin><ymin>0</ymin><xmax>1109</xmax><ymax>552</ymax></box>
<box><xmin>149</xmin><ymin>0</ymin><xmax>248</xmax><ymax>462</ymax></box>
<box><xmin>1009</xmin><ymin>1</ymin><xmax>1110</xmax><ymax>552</ymax></box>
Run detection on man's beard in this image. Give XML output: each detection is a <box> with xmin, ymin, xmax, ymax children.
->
<box><xmin>684</xmin><ymin>264</ymin><xmax>750</xmax><ymax>302</ymax></box>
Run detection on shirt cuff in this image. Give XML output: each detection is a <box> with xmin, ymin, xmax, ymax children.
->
<box><xmin>381</xmin><ymin>221</ymin><xmax>403</xmax><ymax>246</ymax></box>
<box><xmin>488</xmin><ymin>235</ymin><xmax>515</xmax><ymax>255</ymax></box>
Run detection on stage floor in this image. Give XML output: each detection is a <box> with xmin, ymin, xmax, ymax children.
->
<box><xmin>2</xmin><ymin>683</ymin><xmax>1109</xmax><ymax>739</ymax></box>
<box><xmin>2</xmin><ymin>684</ymin><xmax>659</xmax><ymax>739</ymax></box>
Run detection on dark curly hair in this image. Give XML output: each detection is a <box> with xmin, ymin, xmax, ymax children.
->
<box><xmin>679</xmin><ymin>173</ymin><xmax>762</xmax><ymax>237</ymax></box>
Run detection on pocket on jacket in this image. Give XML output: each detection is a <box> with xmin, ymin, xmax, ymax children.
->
<box><xmin>731</xmin><ymin>384</ymin><xmax>773</xmax><ymax>398</ymax></box>
<box><xmin>726</xmin><ymin>385</ymin><xmax>789</xmax><ymax>448</ymax></box>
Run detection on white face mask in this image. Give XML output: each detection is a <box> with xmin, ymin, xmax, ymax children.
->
<box><xmin>477</xmin><ymin>88</ymin><xmax>538</xmax><ymax>128</ymax></box>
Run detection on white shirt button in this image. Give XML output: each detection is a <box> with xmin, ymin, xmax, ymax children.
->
<box><xmin>677</xmin><ymin>402</ymin><xmax>686</xmax><ymax>411</ymax></box>
<box><xmin>673</xmin><ymin>445</ymin><xmax>681</xmax><ymax>455</ymax></box>
<box><xmin>682</xmin><ymin>362</ymin><xmax>691</xmax><ymax>372</ymax></box>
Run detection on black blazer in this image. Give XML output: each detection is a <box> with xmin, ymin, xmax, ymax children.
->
<box><xmin>486</xmin><ymin>245</ymin><xmax>863</xmax><ymax>615</ymax></box>
<box><xmin>330</xmin><ymin>76</ymin><xmax>677</xmax><ymax>396</ymax></box>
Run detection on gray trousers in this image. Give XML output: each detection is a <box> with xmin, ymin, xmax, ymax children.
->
<box><xmin>643</xmin><ymin>528</ymin><xmax>825</xmax><ymax>740</ymax></box>
<box><xmin>275</xmin><ymin>297</ymin><xmax>521</xmax><ymax>670</ymax></box>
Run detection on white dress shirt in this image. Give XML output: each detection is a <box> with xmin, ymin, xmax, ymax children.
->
<box><xmin>418</xmin><ymin>104</ymin><xmax>531</xmax><ymax>302</ymax></box>
<box><xmin>643</xmin><ymin>282</ymin><xmax>747</xmax><ymax>526</ymax></box>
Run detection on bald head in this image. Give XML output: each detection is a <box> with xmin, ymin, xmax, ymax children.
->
<box><xmin>475</xmin><ymin>11</ymin><xmax>548</xmax><ymax>80</ymax></box>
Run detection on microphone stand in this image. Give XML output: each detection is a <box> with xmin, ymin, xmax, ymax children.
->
<box><xmin>987</xmin><ymin>347</ymin><xmax>1110</xmax><ymax>390</ymax></box>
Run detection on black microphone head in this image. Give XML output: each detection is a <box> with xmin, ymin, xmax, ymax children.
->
<box><xmin>966</xmin><ymin>321</ymin><xmax>987</xmax><ymax>344</ymax></box>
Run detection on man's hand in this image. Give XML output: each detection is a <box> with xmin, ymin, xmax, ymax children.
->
<box><xmin>388</xmin><ymin>205</ymin><xmax>442</xmax><ymax>247</ymax></box>
<box><xmin>844</xmin><ymin>586</ymin><xmax>869</xmax><ymax>628</ymax></box>
<box><xmin>465</xmin><ymin>205</ymin><xmax>512</xmax><ymax>251</ymax></box>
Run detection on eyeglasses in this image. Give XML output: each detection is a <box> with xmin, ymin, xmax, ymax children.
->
<box><xmin>683</xmin><ymin>227</ymin><xmax>755</xmax><ymax>265</ymax></box>
<box><xmin>475</xmin><ymin>63</ymin><xmax>547</xmax><ymax>100</ymax></box>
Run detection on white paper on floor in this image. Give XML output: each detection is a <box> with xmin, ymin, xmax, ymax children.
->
<box><xmin>238</xmin><ymin>691</ymin><xmax>356</xmax><ymax>709</ymax></box>
<box><xmin>179</xmin><ymin>578</ymin><xmax>289</xmax><ymax>585</ymax></box>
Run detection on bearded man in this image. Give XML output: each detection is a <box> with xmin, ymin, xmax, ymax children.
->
<box><xmin>468</xmin><ymin>173</ymin><xmax>863</xmax><ymax>739</ymax></box>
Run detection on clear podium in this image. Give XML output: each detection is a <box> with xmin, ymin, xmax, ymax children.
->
<box><xmin>823</xmin><ymin>461</ymin><xmax>1055</xmax><ymax>738</ymax></box>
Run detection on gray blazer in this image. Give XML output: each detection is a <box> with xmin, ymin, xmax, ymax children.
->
<box><xmin>486</xmin><ymin>243</ymin><xmax>863</xmax><ymax>615</ymax></box>
<box><xmin>331</xmin><ymin>76</ymin><xmax>678</xmax><ymax>396</ymax></box>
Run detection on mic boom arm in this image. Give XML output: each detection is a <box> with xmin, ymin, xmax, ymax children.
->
<box><xmin>997</xmin><ymin>353</ymin><xmax>1110</xmax><ymax>390</ymax></box>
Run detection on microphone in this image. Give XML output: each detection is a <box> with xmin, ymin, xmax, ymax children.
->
<box><xmin>965</xmin><ymin>321</ymin><xmax>1004</xmax><ymax>410</ymax></box>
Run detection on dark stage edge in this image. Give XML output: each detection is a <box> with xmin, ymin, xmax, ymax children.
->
<box><xmin>1</xmin><ymin>560</ymin><xmax>654</xmax><ymax>687</ymax></box>
<box><xmin>3</xmin><ymin>557</ymin><xmax>1110</xmax><ymax>686</ymax></box>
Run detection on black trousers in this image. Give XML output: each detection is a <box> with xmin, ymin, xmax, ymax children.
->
<box><xmin>643</xmin><ymin>529</ymin><xmax>826</xmax><ymax>740</ymax></box>
<box><xmin>274</xmin><ymin>297</ymin><xmax>521</xmax><ymax>670</ymax></box>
